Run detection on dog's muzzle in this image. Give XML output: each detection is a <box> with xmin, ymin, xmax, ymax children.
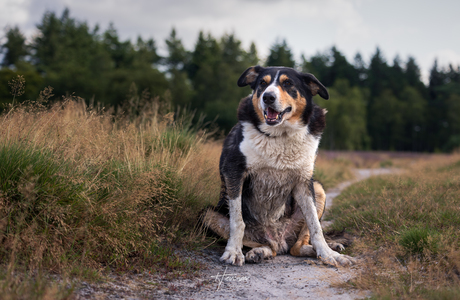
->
<box><xmin>263</xmin><ymin>106</ymin><xmax>292</xmax><ymax>125</ymax></box>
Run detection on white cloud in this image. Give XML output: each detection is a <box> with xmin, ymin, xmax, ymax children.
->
<box><xmin>0</xmin><ymin>0</ymin><xmax>30</xmax><ymax>29</ymax></box>
<box><xmin>0</xmin><ymin>0</ymin><xmax>459</xmax><ymax>80</ymax></box>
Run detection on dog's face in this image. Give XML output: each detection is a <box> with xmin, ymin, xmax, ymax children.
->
<box><xmin>237</xmin><ymin>66</ymin><xmax>329</xmax><ymax>127</ymax></box>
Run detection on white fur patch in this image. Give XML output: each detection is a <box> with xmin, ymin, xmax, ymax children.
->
<box><xmin>239</xmin><ymin>121</ymin><xmax>319</xmax><ymax>227</ymax></box>
<box><xmin>221</xmin><ymin>195</ymin><xmax>246</xmax><ymax>265</ymax></box>
<box><xmin>261</xmin><ymin>70</ymin><xmax>280</xmax><ymax>112</ymax></box>
<box><xmin>228</xmin><ymin>195</ymin><xmax>245</xmax><ymax>244</ymax></box>
<box><xmin>293</xmin><ymin>186</ymin><xmax>329</xmax><ymax>253</ymax></box>
<box><xmin>239</xmin><ymin>121</ymin><xmax>318</xmax><ymax>176</ymax></box>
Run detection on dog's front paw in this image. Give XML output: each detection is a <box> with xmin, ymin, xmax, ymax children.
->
<box><xmin>317</xmin><ymin>248</ymin><xmax>356</xmax><ymax>267</ymax></box>
<box><xmin>220</xmin><ymin>247</ymin><xmax>245</xmax><ymax>266</ymax></box>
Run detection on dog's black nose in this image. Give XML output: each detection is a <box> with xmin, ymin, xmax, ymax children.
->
<box><xmin>263</xmin><ymin>92</ymin><xmax>276</xmax><ymax>104</ymax></box>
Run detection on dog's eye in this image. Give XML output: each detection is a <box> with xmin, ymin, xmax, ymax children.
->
<box><xmin>260</xmin><ymin>81</ymin><xmax>268</xmax><ymax>87</ymax></box>
<box><xmin>283</xmin><ymin>80</ymin><xmax>293</xmax><ymax>87</ymax></box>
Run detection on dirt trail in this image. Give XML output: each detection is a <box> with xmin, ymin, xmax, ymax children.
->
<box><xmin>76</xmin><ymin>168</ymin><xmax>396</xmax><ymax>299</ymax></box>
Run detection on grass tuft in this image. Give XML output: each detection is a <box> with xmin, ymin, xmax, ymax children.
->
<box><xmin>0</xmin><ymin>90</ymin><xmax>221</xmax><ymax>296</ymax></box>
<box><xmin>399</xmin><ymin>227</ymin><xmax>439</xmax><ymax>256</ymax></box>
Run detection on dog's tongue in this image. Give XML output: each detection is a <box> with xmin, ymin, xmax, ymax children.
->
<box><xmin>267</xmin><ymin>107</ymin><xmax>279</xmax><ymax>119</ymax></box>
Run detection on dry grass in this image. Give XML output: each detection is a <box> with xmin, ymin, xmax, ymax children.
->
<box><xmin>315</xmin><ymin>153</ymin><xmax>355</xmax><ymax>190</ymax></box>
<box><xmin>328</xmin><ymin>153</ymin><xmax>460</xmax><ymax>299</ymax></box>
<box><xmin>0</xmin><ymin>85</ymin><xmax>222</xmax><ymax>297</ymax></box>
<box><xmin>319</xmin><ymin>150</ymin><xmax>438</xmax><ymax>169</ymax></box>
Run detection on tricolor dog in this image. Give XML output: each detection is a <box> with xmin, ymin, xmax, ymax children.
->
<box><xmin>203</xmin><ymin>66</ymin><xmax>355</xmax><ymax>267</ymax></box>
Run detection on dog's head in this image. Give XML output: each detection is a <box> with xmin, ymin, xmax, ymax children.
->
<box><xmin>237</xmin><ymin>66</ymin><xmax>328</xmax><ymax>128</ymax></box>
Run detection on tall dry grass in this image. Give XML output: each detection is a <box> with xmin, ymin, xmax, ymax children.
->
<box><xmin>328</xmin><ymin>153</ymin><xmax>460</xmax><ymax>299</ymax></box>
<box><xmin>0</xmin><ymin>84</ymin><xmax>222</xmax><ymax>297</ymax></box>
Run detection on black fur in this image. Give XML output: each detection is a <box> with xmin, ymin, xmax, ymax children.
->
<box><xmin>306</xmin><ymin>105</ymin><xmax>327</xmax><ymax>137</ymax></box>
<box><xmin>215</xmin><ymin>123</ymin><xmax>246</xmax><ymax>215</ymax></box>
<box><xmin>205</xmin><ymin>66</ymin><xmax>331</xmax><ymax>257</ymax></box>
<box><xmin>216</xmin><ymin>66</ymin><xmax>329</xmax><ymax>217</ymax></box>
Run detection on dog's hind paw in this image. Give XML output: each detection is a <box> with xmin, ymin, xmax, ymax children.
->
<box><xmin>220</xmin><ymin>248</ymin><xmax>245</xmax><ymax>266</ymax></box>
<box><xmin>328</xmin><ymin>242</ymin><xmax>345</xmax><ymax>252</ymax></box>
<box><xmin>245</xmin><ymin>247</ymin><xmax>273</xmax><ymax>263</ymax></box>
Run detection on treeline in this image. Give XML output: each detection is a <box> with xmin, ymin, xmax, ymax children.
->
<box><xmin>1</xmin><ymin>9</ymin><xmax>460</xmax><ymax>152</ymax></box>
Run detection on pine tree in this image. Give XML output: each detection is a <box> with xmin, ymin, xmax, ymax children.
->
<box><xmin>266</xmin><ymin>39</ymin><xmax>295</xmax><ymax>68</ymax></box>
<box><xmin>353</xmin><ymin>52</ymin><xmax>367</xmax><ymax>85</ymax></box>
<box><xmin>328</xmin><ymin>46</ymin><xmax>359</xmax><ymax>86</ymax></box>
<box><xmin>302</xmin><ymin>52</ymin><xmax>330</xmax><ymax>83</ymax></box>
<box><xmin>165</xmin><ymin>28</ymin><xmax>192</xmax><ymax>108</ymax></box>
<box><xmin>387</xmin><ymin>55</ymin><xmax>407</xmax><ymax>98</ymax></box>
<box><xmin>367</xmin><ymin>47</ymin><xmax>390</xmax><ymax>98</ymax></box>
<box><xmin>245</xmin><ymin>42</ymin><xmax>259</xmax><ymax>66</ymax></box>
<box><xmin>165</xmin><ymin>28</ymin><xmax>187</xmax><ymax>70</ymax></box>
<box><xmin>1</xmin><ymin>26</ymin><xmax>29</xmax><ymax>67</ymax></box>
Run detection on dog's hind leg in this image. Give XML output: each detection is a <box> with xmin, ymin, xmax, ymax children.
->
<box><xmin>202</xmin><ymin>209</ymin><xmax>266</xmax><ymax>249</ymax></box>
<box><xmin>314</xmin><ymin>181</ymin><xmax>326</xmax><ymax>221</ymax></box>
<box><xmin>290</xmin><ymin>181</ymin><xmax>344</xmax><ymax>256</ymax></box>
<box><xmin>202</xmin><ymin>209</ymin><xmax>230</xmax><ymax>239</ymax></box>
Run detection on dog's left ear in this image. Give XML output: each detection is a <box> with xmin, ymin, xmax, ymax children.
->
<box><xmin>302</xmin><ymin>73</ymin><xmax>329</xmax><ymax>100</ymax></box>
<box><xmin>237</xmin><ymin>65</ymin><xmax>264</xmax><ymax>89</ymax></box>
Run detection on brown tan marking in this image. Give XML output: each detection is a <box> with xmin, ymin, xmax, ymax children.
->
<box><xmin>244</xmin><ymin>67</ymin><xmax>258</xmax><ymax>85</ymax></box>
<box><xmin>252</xmin><ymin>94</ymin><xmax>265</xmax><ymax>122</ymax></box>
<box><xmin>288</xmin><ymin>93</ymin><xmax>306</xmax><ymax>125</ymax></box>
<box><xmin>262</xmin><ymin>75</ymin><xmax>272</xmax><ymax>84</ymax></box>
<box><xmin>308</xmin><ymin>82</ymin><xmax>321</xmax><ymax>96</ymax></box>
<box><xmin>279</xmin><ymin>74</ymin><xmax>289</xmax><ymax>84</ymax></box>
<box><xmin>277</xmin><ymin>75</ymin><xmax>293</xmax><ymax>108</ymax></box>
<box><xmin>277</xmin><ymin>74</ymin><xmax>308</xmax><ymax>124</ymax></box>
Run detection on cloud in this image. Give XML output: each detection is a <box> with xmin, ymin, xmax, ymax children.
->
<box><xmin>0</xmin><ymin>0</ymin><xmax>368</xmax><ymax>53</ymax></box>
<box><xmin>0</xmin><ymin>0</ymin><xmax>31</xmax><ymax>29</ymax></box>
<box><xmin>1</xmin><ymin>0</ymin><xmax>459</xmax><ymax>80</ymax></box>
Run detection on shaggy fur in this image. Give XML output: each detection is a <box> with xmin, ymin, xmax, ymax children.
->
<box><xmin>203</xmin><ymin>66</ymin><xmax>355</xmax><ymax>267</ymax></box>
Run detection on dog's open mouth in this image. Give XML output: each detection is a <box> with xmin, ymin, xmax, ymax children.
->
<box><xmin>263</xmin><ymin>107</ymin><xmax>292</xmax><ymax>125</ymax></box>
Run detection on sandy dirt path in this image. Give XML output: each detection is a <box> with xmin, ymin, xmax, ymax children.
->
<box><xmin>76</xmin><ymin>168</ymin><xmax>395</xmax><ymax>299</ymax></box>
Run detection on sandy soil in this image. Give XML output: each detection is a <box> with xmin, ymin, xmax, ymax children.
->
<box><xmin>76</xmin><ymin>168</ymin><xmax>396</xmax><ymax>299</ymax></box>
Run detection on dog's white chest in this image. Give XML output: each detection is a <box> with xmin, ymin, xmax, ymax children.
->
<box><xmin>239</xmin><ymin>122</ymin><xmax>319</xmax><ymax>178</ymax></box>
<box><xmin>238</xmin><ymin>122</ymin><xmax>320</xmax><ymax>226</ymax></box>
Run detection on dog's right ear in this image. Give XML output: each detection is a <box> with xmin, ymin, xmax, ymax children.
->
<box><xmin>237</xmin><ymin>66</ymin><xmax>264</xmax><ymax>89</ymax></box>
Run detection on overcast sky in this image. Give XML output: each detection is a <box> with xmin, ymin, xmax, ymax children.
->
<box><xmin>1</xmin><ymin>0</ymin><xmax>459</xmax><ymax>82</ymax></box>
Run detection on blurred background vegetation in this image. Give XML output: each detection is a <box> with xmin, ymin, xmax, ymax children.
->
<box><xmin>1</xmin><ymin>9</ymin><xmax>460</xmax><ymax>153</ymax></box>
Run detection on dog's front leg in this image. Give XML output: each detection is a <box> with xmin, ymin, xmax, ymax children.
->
<box><xmin>294</xmin><ymin>182</ymin><xmax>356</xmax><ymax>267</ymax></box>
<box><xmin>220</xmin><ymin>177</ymin><xmax>245</xmax><ymax>266</ymax></box>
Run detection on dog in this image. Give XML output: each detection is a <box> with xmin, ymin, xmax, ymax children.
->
<box><xmin>202</xmin><ymin>66</ymin><xmax>355</xmax><ymax>267</ymax></box>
